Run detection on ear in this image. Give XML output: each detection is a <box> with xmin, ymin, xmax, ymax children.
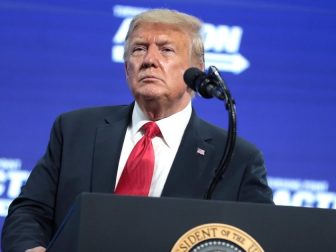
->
<box><xmin>199</xmin><ymin>62</ymin><xmax>205</xmax><ymax>71</ymax></box>
<box><xmin>124</xmin><ymin>62</ymin><xmax>129</xmax><ymax>80</ymax></box>
<box><xmin>197</xmin><ymin>57</ymin><xmax>205</xmax><ymax>71</ymax></box>
<box><xmin>190</xmin><ymin>62</ymin><xmax>205</xmax><ymax>72</ymax></box>
<box><xmin>190</xmin><ymin>55</ymin><xmax>205</xmax><ymax>71</ymax></box>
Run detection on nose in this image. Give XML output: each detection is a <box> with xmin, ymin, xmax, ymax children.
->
<box><xmin>141</xmin><ymin>46</ymin><xmax>159</xmax><ymax>69</ymax></box>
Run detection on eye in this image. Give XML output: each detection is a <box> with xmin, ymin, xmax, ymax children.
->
<box><xmin>134</xmin><ymin>46</ymin><xmax>144</xmax><ymax>51</ymax></box>
<box><xmin>163</xmin><ymin>47</ymin><xmax>172</xmax><ymax>51</ymax></box>
<box><xmin>131</xmin><ymin>46</ymin><xmax>146</xmax><ymax>55</ymax></box>
<box><xmin>161</xmin><ymin>47</ymin><xmax>175</xmax><ymax>54</ymax></box>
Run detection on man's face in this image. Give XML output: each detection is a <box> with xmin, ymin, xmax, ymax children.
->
<box><xmin>125</xmin><ymin>22</ymin><xmax>195</xmax><ymax>115</ymax></box>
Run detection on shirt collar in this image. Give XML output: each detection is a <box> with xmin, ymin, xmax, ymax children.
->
<box><xmin>131</xmin><ymin>101</ymin><xmax>192</xmax><ymax>148</ymax></box>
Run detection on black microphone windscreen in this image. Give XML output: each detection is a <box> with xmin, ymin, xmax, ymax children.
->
<box><xmin>183</xmin><ymin>67</ymin><xmax>205</xmax><ymax>90</ymax></box>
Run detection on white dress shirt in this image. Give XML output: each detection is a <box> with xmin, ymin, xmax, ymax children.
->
<box><xmin>115</xmin><ymin>101</ymin><xmax>192</xmax><ymax>197</ymax></box>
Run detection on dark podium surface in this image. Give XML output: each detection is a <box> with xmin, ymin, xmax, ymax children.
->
<box><xmin>47</xmin><ymin>193</ymin><xmax>336</xmax><ymax>251</ymax></box>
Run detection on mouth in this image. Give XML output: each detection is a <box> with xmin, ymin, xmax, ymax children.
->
<box><xmin>139</xmin><ymin>75</ymin><xmax>162</xmax><ymax>82</ymax></box>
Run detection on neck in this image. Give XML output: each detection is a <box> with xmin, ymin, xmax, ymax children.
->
<box><xmin>137</xmin><ymin>99</ymin><xmax>191</xmax><ymax>121</ymax></box>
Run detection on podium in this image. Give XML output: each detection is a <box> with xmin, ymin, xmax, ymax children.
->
<box><xmin>47</xmin><ymin>193</ymin><xmax>336</xmax><ymax>251</ymax></box>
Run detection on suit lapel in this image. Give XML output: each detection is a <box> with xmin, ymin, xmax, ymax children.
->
<box><xmin>91</xmin><ymin>105</ymin><xmax>133</xmax><ymax>193</ymax></box>
<box><xmin>161</xmin><ymin>111</ymin><xmax>216</xmax><ymax>198</ymax></box>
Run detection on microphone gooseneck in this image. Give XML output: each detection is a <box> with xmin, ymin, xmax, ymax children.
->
<box><xmin>184</xmin><ymin>66</ymin><xmax>237</xmax><ymax>200</ymax></box>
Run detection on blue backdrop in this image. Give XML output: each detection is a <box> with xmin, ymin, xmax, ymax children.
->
<box><xmin>1</xmin><ymin>0</ymin><xmax>336</xmax><ymax>234</ymax></box>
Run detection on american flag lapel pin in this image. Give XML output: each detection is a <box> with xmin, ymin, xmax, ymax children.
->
<box><xmin>196</xmin><ymin>147</ymin><xmax>205</xmax><ymax>156</ymax></box>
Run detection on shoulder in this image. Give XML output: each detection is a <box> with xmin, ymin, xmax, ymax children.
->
<box><xmin>53</xmin><ymin>104</ymin><xmax>131</xmax><ymax>125</ymax></box>
<box><xmin>48</xmin><ymin>105</ymin><xmax>132</xmax><ymax>137</ymax></box>
<box><xmin>60</xmin><ymin>105</ymin><xmax>130</xmax><ymax>120</ymax></box>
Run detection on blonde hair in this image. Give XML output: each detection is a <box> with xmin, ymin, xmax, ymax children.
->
<box><xmin>123</xmin><ymin>9</ymin><xmax>204</xmax><ymax>65</ymax></box>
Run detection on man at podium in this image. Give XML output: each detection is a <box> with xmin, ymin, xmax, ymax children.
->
<box><xmin>1</xmin><ymin>8</ymin><xmax>273</xmax><ymax>252</ymax></box>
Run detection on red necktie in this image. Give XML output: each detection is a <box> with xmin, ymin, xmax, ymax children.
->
<box><xmin>115</xmin><ymin>122</ymin><xmax>161</xmax><ymax>196</ymax></box>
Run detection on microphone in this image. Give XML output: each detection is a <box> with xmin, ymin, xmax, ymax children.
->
<box><xmin>183</xmin><ymin>67</ymin><xmax>225</xmax><ymax>100</ymax></box>
<box><xmin>184</xmin><ymin>66</ymin><xmax>237</xmax><ymax>199</ymax></box>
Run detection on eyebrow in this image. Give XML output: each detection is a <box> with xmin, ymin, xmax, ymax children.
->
<box><xmin>156</xmin><ymin>39</ymin><xmax>174</xmax><ymax>46</ymax></box>
<box><xmin>131</xmin><ymin>37</ymin><xmax>175</xmax><ymax>46</ymax></box>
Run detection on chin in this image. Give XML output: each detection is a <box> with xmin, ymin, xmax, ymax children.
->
<box><xmin>135</xmin><ymin>87</ymin><xmax>165</xmax><ymax>100</ymax></box>
<box><xmin>139</xmin><ymin>93</ymin><xmax>163</xmax><ymax>102</ymax></box>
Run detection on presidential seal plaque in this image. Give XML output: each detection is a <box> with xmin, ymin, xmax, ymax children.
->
<box><xmin>171</xmin><ymin>223</ymin><xmax>264</xmax><ymax>252</ymax></box>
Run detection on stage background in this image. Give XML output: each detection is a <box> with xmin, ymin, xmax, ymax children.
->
<box><xmin>1</xmin><ymin>0</ymin><xmax>336</xmax><ymax>235</ymax></box>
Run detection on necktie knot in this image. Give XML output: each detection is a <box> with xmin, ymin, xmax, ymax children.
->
<box><xmin>142</xmin><ymin>122</ymin><xmax>160</xmax><ymax>139</ymax></box>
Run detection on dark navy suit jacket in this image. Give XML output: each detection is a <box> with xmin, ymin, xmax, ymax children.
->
<box><xmin>1</xmin><ymin>104</ymin><xmax>273</xmax><ymax>251</ymax></box>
